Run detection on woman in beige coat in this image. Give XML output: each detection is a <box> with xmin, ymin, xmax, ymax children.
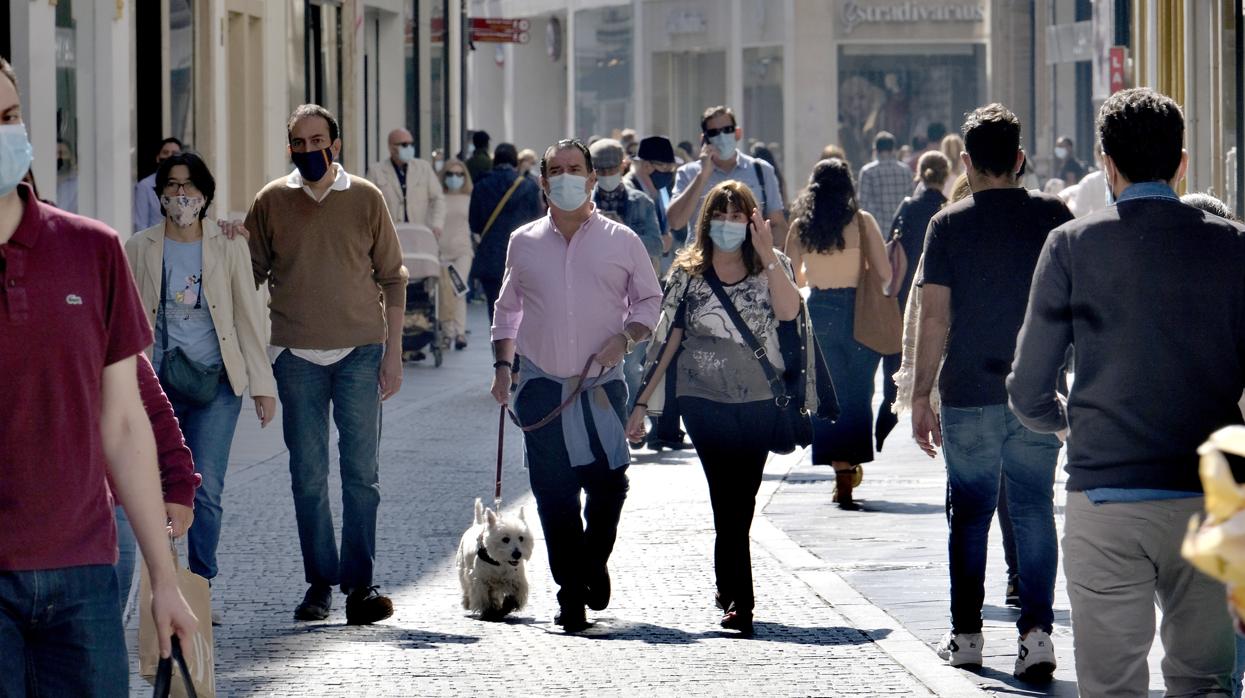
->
<box><xmin>124</xmin><ymin>152</ymin><xmax>276</xmax><ymax>588</ymax></box>
<box><xmin>438</xmin><ymin>158</ymin><xmax>474</xmax><ymax>349</ymax></box>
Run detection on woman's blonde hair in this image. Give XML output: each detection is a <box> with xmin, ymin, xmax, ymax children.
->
<box><xmin>941</xmin><ymin>134</ymin><xmax>966</xmax><ymax>172</ymax></box>
<box><xmin>439</xmin><ymin>157</ymin><xmax>473</xmax><ymax>194</ymax></box>
<box><xmin>949</xmin><ymin>173</ymin><xmax>972</xmax><ymax>203</ymax></box>
<box><xmin>673</xmin><ymin>180</ymin><xmax>764</xmax><ymax>277</ymax></box>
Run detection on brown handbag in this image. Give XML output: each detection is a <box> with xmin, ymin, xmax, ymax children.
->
<box><xmin>853</xmin><ymin>213</ymin><xmax>903</xmax><ymax>355</ymax></box>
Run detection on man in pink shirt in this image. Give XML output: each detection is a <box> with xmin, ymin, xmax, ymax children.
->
<box><xmin>490</xmin><ymin>138</ymin><xmax>662</xmax><ymax>632</ymax></box>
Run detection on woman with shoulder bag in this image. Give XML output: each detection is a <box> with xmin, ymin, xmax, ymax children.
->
<box><xmin>626</xmin><ymin>181</ymin><xmax>835</xmax><ymax>636</ymax></box>
<box><xmin>786</xmin><ymin>158</ymin><xmax>897</xmax><ymax>510</ymax></box>
<box><xmin>123</xmin><ymin>152</ymin><xmax>277</xmax><ymax>591</ymax></box>
<box><xmin>438</xmin><ymin>158</ymin><xmax>474</xmax><ymax>350</ymax></box>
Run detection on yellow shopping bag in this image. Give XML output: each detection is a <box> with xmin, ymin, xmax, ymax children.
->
<box><xmin>1181</xmin><ymin>425</ymin><xmax>1245</xmax><ymax>618</ymax></box>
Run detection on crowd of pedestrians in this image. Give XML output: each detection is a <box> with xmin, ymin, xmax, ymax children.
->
<box><xmin>5</xmin><ymin>38</ymin><xmax>1245</xmax><ymax>696</ymax></box>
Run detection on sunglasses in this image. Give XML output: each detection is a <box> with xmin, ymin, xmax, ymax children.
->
<box><xmin>445</xmin><ymin>170</ymin><xmax>466</xmax><ymax>176</ymax></box>
<box><xmin>395</xmin><ymin>142</ymin><xmax>414</xmax><ymax>148</ymax></box>
<box><xmin>703</xmin><ymin>126</ymin><xmax>735</xmax><ymax>139</ymax></box>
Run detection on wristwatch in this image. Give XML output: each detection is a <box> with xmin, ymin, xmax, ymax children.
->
<box><xmin>621</xmin><ymin>332</ymin><xmax>637</xmax><ymax>354</ymax></box>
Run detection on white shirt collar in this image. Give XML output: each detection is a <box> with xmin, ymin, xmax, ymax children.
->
<box><xmin>286</xmin><ymin>162</ymin><xmax>351</xmax><ymax>201</ymax></box>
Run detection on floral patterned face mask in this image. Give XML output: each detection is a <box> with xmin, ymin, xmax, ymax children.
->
<box><xmin>160</xmin><ymin>194</ymin><xmax>206</xmax><ymax>227</ymax></box>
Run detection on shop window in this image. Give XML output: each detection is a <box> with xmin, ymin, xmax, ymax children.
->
<box><xmin>743</xmin><ymin>47</ymin><xmax>784</xmax><ymax>182</ymax></box>
<box><xmin>650</xmin><ymin>50</ymin><xmax>726</xmax><ymax>148</ymax></box>
<box><xmin>575</xmin><ymin>6</ymin><xmax>634</xmax><ymax>140</ymax></box>
<box><xmin>55</xmin><ymin>0</ymin><xmax>79</xmax><ymax>213</ymax></box>
<box><xmin>306</xmin><ymin>1</ymin><xmax>344</xmax><ymax>131</ymax></box>
<box><xmin>837</xmin><ymin>44</ymin><xmax>985</xmax><ymax>172</ymax></box>
<box><xmin>169</xmin><ymin>0</ymin><xmax>195</xmax><ymax>148</ymax></box>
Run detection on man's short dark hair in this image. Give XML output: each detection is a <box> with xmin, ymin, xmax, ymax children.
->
<box><xmin>0</xmin><ymin>57</ymin><xmax>17</xmax><ymax>91</ymax></box>
<box><xmin>539</xmin><ymin>139</ymin><xmax>593</xmax><ymax>178</ymax></box>
<box><xmin>161</xmin><ymin>137</ymin><xmax>184</xmax><ymax>150</ymax></box>
<box><xmin>926</xmin><ymin>122</ymin><xmax>947</xmax><ymax>143</ymax></box>
<box><xmin>493</xmin><ymin>143</ymin><xmax>518</xmax><ymax>168</ymax></box>
<box><xmin>473</xmin><ymin>130</ymin><xmax>490</xmax><ymax>149</ymax></box>
<box><xmin>1097</xmin><ymin>88</ymin><xmax>1184</xmax><ymax>184</ymax></box>
<box><xmin>700</xmin><ymin>106</ymin><xmax>737</xmax><ymax>133</ymax></box>
<box><xmin>874</xmin><ymin>131</ymin><xmax>896</xmax><ymax>153</ymax></box>
<box><xmin>155</xmin><ymin>151</ymin><xmax>216</xmax><ymax>220</ymax></box>
<box><xmin>962</xmin><ymin>103</ymin><xmax>1022</xmax><ymax>178</ymax></box>
<box><xmin>286</xmin><ymin>104</ymin><xmax>340</xmax><ymax>145</ymax></box>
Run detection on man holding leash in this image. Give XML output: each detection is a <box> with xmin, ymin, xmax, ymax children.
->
<box><xmin>489</xmin><ymin>138</ymin><xmax>663</xmax><ymax>632</ymax></box>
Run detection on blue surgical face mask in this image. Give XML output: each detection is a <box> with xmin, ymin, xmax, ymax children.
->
<box><xmin>710</xmin><ymin>133</ymin><xmax>737</xmax><ymax>160</ymax></box>
<box><xmin>396</xmin><ymin>145</ymin><xmax>415</xmax><ymax>163</ymax></box>
<box><xmin>0</xmin><ymin>124</ymin><xmax>34</xmax><ymax>197</ymax></box>
<box><xmin>291</xmin><ymin>146</ymin><xmax>333</xmax><ymax>183</ymax></box>
<box><xmin>546</xmin><ymin>173</ymin><xmax>589</xmax><ymax>211</ymax></box>
<box><xmin>445</xmin><ymin>174</ymin><xmax>465</xmax><ymax>191</ymax></box>
<box><xmin>596</xmin><ymin>173</ymin><xmax>622</xmax><ymax>192</ymax></box>
<box><xmin>708</xmin><ymin>218</ymin><xmax>748</xmax><ymax>252</ymax></box>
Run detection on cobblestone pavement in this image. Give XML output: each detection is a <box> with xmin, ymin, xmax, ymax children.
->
<box><xmin>763</xmin><ymin>397</ymin><xmax>1171</xmax><ymax>696</ymax></box>
<box><xmin>125</xmin><ymin>305</ymin><xmax>985</xmax><ymax>697</ymax></box>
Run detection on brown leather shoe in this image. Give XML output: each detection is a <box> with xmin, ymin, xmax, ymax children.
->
<box><xmin>833</xmin><ymin>469</ymin><xmax>862</xmax><ymax>511</ymax></box>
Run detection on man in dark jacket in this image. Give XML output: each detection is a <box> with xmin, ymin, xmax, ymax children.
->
<box><xmin>1008</xmin><ymin>87</ymin><xmax>1244</xmax><ymax>696</ymax></box>
<box><xmin>466</xmin><ymin>130</ymin><xmax>493</xmax><ymax>184</ymax></box>
<box><xmin>468</xmin><ymin>142</ymin><xmax>542</xmax><ymax>322</ymax></box>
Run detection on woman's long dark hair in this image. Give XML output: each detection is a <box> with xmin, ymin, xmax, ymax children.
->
<box><xmin>790</xmin><ymin>158</ymin><xmax>858</xmax><ymax>254</ymax></box>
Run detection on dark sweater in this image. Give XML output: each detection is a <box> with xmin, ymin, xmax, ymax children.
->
<box><xmin>1008</xmin><ymin>197</ymin><xmax>1245</xmax><ymax>491</ymax></box>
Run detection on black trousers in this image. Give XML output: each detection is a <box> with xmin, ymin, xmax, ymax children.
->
<box><xmin>516</xmin><ymin>377</ymin><xmax>630</xmax><ymax>610</ymax></box>
<box><xmin>679</xmin><ymin>396</ymin><xmax>778</xmax><ymax>615</ymax></box>
<box><xmin>479</xmin><ymin>275</ymin><xmax>503</xmax><ymax>325</ymax></box>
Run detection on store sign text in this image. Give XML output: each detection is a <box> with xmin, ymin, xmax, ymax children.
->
<box><xmin>842</xmin><ymin>2</ymin><xmax>985</xmax><ymax>34</ymax></box>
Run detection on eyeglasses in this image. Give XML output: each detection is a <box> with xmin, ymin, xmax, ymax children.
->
<box><xmin>395</xmin><ymin>142</ymin><xmax>414</xmax><ymax>148</ymax></box>
<box><xmin>162</xmin><ymin>181</ymin><xmax>200</xmax><ymax>195</ymax></box>
<box><xmin>703</xmin><ymin>126</ymin><xmax>735</xmax><ymax>139</ymax></box>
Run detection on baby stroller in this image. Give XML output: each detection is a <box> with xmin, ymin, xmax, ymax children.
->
<box><xmin>395</xmin><ymin>222</ymin><xmax>443</xmax><ymax>367</ymax></box>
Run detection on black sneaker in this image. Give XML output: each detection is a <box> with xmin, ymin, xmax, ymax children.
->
<box><xmin>720</xmin><ymin>603</ymin><xmax>754</xmax><ymax>636</ymax></box>
<box><xmin>345</xmin><ymin>586</ymin><xmax>394</xmax><ymax>625</ymax></box>
<box><xmin>554</xmin><ymin>605</ymin><xmax>589</xmax><ymax>633</ymax></box>
<box><xmin>294</xmin><ymin>584</ymin><xmax>333</xmax><ymax>621</ymax></box>
<box><xmin>1005</xmin><ymin>575</ymin><xmax>1020</xmax><ymax>608</ymax></box>
<box><xmin>586</xmin><ymin>567</ymin><xmax>611</xmax><ymax>611</ymax></box>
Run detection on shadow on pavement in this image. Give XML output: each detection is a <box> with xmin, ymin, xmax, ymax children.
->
<box><xmin>290</xmin><ymin>623</ymin><xmax>482</xmax><ymax>650</ymax></box>
<box><xmin>747</xmin><ymin>622</ymin><xmax>890</xmax><ymax>646</ymax></box>
<box><xmin>853</xmin><ymin>500</ymin><xmax>945</xmax><ymax>515</ymax></box>
<box><xmin>967</xmin><ymin>664</ymin><xmax>1079</xmax><ymax>697</ymax></box>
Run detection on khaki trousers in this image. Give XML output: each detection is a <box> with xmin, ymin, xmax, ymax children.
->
<box><xmin>1063</xmin><ymin>491</ymin><xmax>1234</xmax><ymax>697</ymax></box>
<box><xmin>438</xmin><ymin>252</ymin><xmax>472</xmax><ymax>339</ymax></box>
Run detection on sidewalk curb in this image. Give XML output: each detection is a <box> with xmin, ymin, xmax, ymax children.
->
<box><xmin>753</xmin><ymin>450</ymin><xmax>990</xmax><ymax>698</ymax></box>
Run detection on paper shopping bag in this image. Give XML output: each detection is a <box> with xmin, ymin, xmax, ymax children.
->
<box><xmin>138</xmin><ymin>557</ymin><xmax>216</xmax><ymax>698</ymax></box>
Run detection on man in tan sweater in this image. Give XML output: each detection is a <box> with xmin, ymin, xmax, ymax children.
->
<box><xmin>246</xmin><ymin>104</ymin><xmax>406</xmax><ymax>625</ymax></box>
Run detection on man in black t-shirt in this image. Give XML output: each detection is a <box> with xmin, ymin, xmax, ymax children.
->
<box><xmin>910</xmin><ymin>104</ymin><xmax>1073</xmax><ymax>682</ymax></box>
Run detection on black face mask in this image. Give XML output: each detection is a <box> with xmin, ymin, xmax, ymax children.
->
<box><xmin>291</xmin><ymin>147</ymin><xmax>334</xmax><ymax>183</ymax></box>
<box><xmin>650</xmin><ymin>171</ymin><xmax>675</xmax><ymax>192</ymax></box>
<box><xmin>57</xmin><ymin>157</ymin><xmax>68</xmax><ymax>172</ymax></box>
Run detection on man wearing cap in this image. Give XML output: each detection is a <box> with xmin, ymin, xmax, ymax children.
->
<box><xmin>591</xmin><ymin>139</ymin><xmax>662</xmax><ymax>275</ymax></box>
<box><xmin>624</xmin><ymin>136</ymin><xmax>677</xmax><ymax>267</ymax></box>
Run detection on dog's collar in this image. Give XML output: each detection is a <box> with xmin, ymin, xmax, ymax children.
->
<box><xmin>477</xmin><ymin>547</ymin><xmax>502</xmax><ymax>567</ymax></box>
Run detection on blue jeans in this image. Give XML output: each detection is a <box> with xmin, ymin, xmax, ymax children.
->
<box><xmin>807</xmin><ymin>288</ymin><xmax>880</xmax><ymax>465</ymax></box>
<box><xmin>169</xmin><ymin>379</ymin><xmax>243</xmax><ymax>580</ymax></box>
<box><xmin>941</xmin><ymin>403</ymin><xmax>1059</xmax><ymax>635</ymax></box>
<box><xmin>0</xmin><ymin>565</ymin><xmax>128</xmax><ymax>696</ymax></box>
<box><xmin>114</xmin><ymin>506</ymin><xmax>137</xmax><ymax>612</ymax></box>
<box><xmin>273</xmin><ymin>345</ymin><xmax>383</xmax><ymax>593</ymax></box>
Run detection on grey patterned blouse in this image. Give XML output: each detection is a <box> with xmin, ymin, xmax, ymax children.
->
<box><xmin>673</xmin><ymin>272</ymin><xmax>785</xmax><ymax>404</ymax></box>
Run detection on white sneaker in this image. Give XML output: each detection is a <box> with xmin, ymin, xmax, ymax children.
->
<box><xmin>1014</xmin><ymin>629</ymin><xmax>1056</xmax><ymax>682</ymax></box>
<box><xmin>935</xmin><ymin>631</ymin><xmax>984</xmax><ymax>668</ymax></box>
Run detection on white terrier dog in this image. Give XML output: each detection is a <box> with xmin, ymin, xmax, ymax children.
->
<box><xmin>456</xmin><ymin>498</ymin><xmax>534</xmax><ymax>620</ymax></box>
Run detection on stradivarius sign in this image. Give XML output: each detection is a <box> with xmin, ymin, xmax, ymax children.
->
<box><xmin>841</xmin><ymin>1</ymin><xmax>986</xmax><ymax>34</ymax></box>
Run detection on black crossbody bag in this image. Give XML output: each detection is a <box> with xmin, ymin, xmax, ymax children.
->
<box><xmin>702</xmin><ymin>268</ymin><xmax>812</xmax><ymax>454</ymax></box>
<box><xmin>157</xmin><ymin>259</ymin><xmax>223</xmax><ymax>406</ymax></box>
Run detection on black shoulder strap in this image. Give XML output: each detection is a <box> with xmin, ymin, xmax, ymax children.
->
<box><xmin>702</xmin><ymin>268</ymin><xmax>787</xmax><ymax>404</ymax></box>
<box><xmin>753</xmin><ymin>161</ymin><xmax>769</xmax><ymax>216</ymax></box>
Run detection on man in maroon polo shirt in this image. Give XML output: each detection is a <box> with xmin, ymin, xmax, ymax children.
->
<box><xmin>0</xmin><ymin>57</ymin><xmax>196</xmax><ymax>695</ymax></box>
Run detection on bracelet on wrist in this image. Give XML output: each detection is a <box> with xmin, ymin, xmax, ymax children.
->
<box><xmin>493</xmin><ymin>360</ymin><xmax>513</xmax><ymax>370</ymax></box>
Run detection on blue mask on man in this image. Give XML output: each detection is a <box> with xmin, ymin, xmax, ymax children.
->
<box><xmin>292</xmin><ymin>146</ymin><xmax>333</xmax><ymax>183</ymax></box>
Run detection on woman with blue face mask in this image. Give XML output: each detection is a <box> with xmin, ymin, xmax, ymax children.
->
<box><xmin>628</xmin><ymin>181</ymin><xmax>833</xmax><ymax>636</ymax></box>
<box><xmin>785</xmin><ymin>158</ymin><xmax>893</xmax><ymax>510</ymax></box>
<box><xmin>437</xmin><ymin>158</ymin><xmax>474</xmax><ymax>350</ymax></box>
